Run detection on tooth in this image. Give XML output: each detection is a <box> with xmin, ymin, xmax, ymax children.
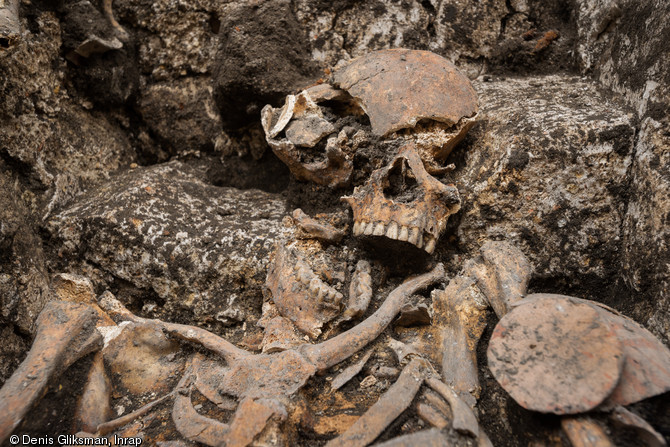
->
<box><xmin>408</xmin><ymin>227</ymin><xmax>420</xmax><ymax>245</ymax></box>
<box><xmin>353</xmin><ymin>221</ymin><xmax>362</xmax><ymax>235</ymax></box>
<box><xmin>364</xmin><ymin>222</ymin><xmax>374</xmax><ymax>235</ymax></box>
<box><xmin>309</xmin><ymin>278</ymin><xmax>321</xmax><ymax>294</ymax></box>
<box><xmin>373</xmin><ymin>222</ymin><xmax>385</xmax><ymax>236</ymax></box>
<box><xmin>386</xmin><ymin>222</ymin><xmax>398</xmax><ymax>239</ymax></box>
<box><xmin>327</xmin><ymin>289</ymin><xmax>337</xmax><ymax>300</ymax></box>
<box><xmin>334</xmin><ymin>292</ymin><xmax>343</xmax><ymax>303</ymax></box>
<box><xmin>416</xmin><ymin>232</ymin><xmax>424</xmax><ymax>248</ymax></box>
<box><xmin>317</xmin><ymin>285</ymin><xmax>327</xmax><ymax>300</ymax></box>
<box><xmin>424</xmin><ymin>236</ymin><xmax>436</xmax><ymax>254</ymax></box>
<box><xmin>398</xmin><ymin>226</ymin><xmax>409</xmax><ymax>241</ymax></box>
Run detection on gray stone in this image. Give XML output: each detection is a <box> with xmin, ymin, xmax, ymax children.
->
<box><xmin>46</xmin><ymin>161</ymin><xmax>290</xmax><ymax>324</ymax></box>
<box><xmin>0</xmin><ymin>11</ymin><xmax>135</xmax><ymax>192</ymax></box>
<box><xmin>575</xmin><ymin>0</ymin><xmax>670</xmax><ymax>343</ymax></box>
<box><xmin>622</xmin><ymin>118</ymin><xmax>670</xmax><ymax>345</ymax></box>
<box><xmin>138</xmin><ymin>78</ymin><xmax>223</xmax><ymax>152</ymax></box>
<box><xmin>115</xmin><ymin>0</ymin><xmax>223</xmax><ymax>79</ymax></box>
<box><xmin>454</xmin><ymin>75</ymin><xmax>636</xmax><ymax>285</ymax></box>
<box><xmin>0</xmin><ymin>170</ymin><xmax>51</xmax><ymax>335</ymax></box>
<box><xmin>294</xmin><ymin>0</ymin><xmax>508</xmax><ymax>67</ymax></box>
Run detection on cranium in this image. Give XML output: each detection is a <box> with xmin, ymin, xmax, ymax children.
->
<box><xmin>261</xmin><ymin>49</ymin><xmax>479</xmax><ymax>188</ymax></box>
<box><xmin>342</xmin><ymin>144</ymin><xmax>461</xmax><ymax>254</ymax></box>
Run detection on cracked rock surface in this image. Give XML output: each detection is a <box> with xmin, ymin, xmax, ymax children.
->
<box><xmin>46</xmin><ymin>161</ymin><xmax>289</xmax><ymax>326</ymax></box>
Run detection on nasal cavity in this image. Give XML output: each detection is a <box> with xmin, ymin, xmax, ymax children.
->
<box><xmin>383</xmin><ymin>159</ymin><xmax>420</xmax><ymax>203</ymax></box>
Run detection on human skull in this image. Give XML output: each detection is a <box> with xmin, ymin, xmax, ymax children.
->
<box><xmin>262</xmin><ymin>49</ymin><xmax>477</xmax><ymax>253</ymax></box>
<box><xmin>342</xmin><ymin>144</ymin><xmax>461</xmax><ymax>254</ymax></box>
<box><xmin>261</xmin><ymin>48</ymin><xmax>479</xmax><ymax>187</ymax></box>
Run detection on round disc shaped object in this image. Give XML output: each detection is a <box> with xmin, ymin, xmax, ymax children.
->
<box><xmin>487</xmin><ymin>295</ymin><xmax>624</xmax><ymax>414</ymax></box>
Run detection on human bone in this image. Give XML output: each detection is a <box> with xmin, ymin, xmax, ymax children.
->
<box><xmin>261</xmin><ymin>49</ymin><xmax>479</xmax><ymax>188</ymax></box>
<box><xmin>342</xmin><ymin>144</ymin><xmax>461</xmax><ymax>253</ymax></box>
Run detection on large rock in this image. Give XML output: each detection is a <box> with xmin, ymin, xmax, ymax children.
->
<box><xmin>621</xmin><ymin>118</ymin><xmax>670</xmax><ymax>345</ymax></box>
<box><xmin>575</xmin><ymin>0</ymin><xmax>670</xmax><ymax>343</ymax></box>
<box><xmin>0</xmin><ymin>10</ymin><xmax>134</xmax><ymax>195</ymax></box>
<box><xmin>212</xmin><ymin>0</ymin><xmax>319</xmax><ymax>129</ymax></box>
<box><xmin>46</xmin><ymin>162</ymin><xmax>290</xmax><ymax>325</ymax></box>
<box><xmin>575</xmin><ymin>0</ymin><xmax>670</xmax><ymax>115</ymax></box>
<box><xmin>293</xmin><ymin>0</ymin><xmax>508</xmax><ymax>67</ymax></box>
<box><xmin>137</xmin><ymin>78</ymin><xmax>222</xmax><ymax>152</ymax></box>
<box><xmin>116</xmin><ymin>0</ymin><xmax>223</xmax><ymax>80</ymax></box>
<box><xmin>453</xmin><ymin>75</ymin><xmax>635</xmax><ymax>289</ymax></box>
<box><xmin>0</xmin><ymin>170</ymin><xmax>51</xmax><ymax>335</ymax></box>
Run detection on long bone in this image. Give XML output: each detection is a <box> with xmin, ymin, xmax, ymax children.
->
<box><xmin>325</xmin><ymin>357</ymin><xmax>432</xmax><ymax>447</ymax></box>
<box><xmin>300</xmin><ymin>263</ymin><xmax>445</xmax><ymax>371</ymax></box>
<box><xmin>0</xmin><ymin>301</ymin><xmax>103</xmax><ymax>443</ymax></box>
<box><xmin>0</xmin><ymin>0</ymin><xmax>19</xmax><ymax>48</ymax></box>
<box><xmin>98</xmin><ymin>264</ymin><xmax>444</xmax><ymax>445</ymax></box>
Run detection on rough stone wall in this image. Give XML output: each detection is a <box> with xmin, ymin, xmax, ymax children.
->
<box><xmin>575</xmin><ymin>0</ymin><xmax>670</xmax><ymax>344</ymax></box>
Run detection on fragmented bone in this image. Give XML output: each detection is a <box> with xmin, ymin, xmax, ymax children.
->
<box><xmin>488</xmin><ymin>295</ymin><xmax>625</xmax><ymax>414</ymax></box>
<box><xmin>102</xmin><ymin>0</ymin><xmax>129</xmax><ymax>40</ymax></box>
<box><xmin>262</xmin><ymin>91</ymin><xmax>352</xmax><ymax>188</ymax></box>
<box><xmin>225</xmin><ymin>397</ymin><xmax>286</xmax><ymax>447</ymax></box>
<box><xmin>99</xmin><ymin>291</ymin><xmax>249</xmax><ymax>363</ymax></box>
<box><xmin>292</xmin><ymin>208</ymin><xmax>346</xmax><ymax>243</ymax></box>
<box><xmin>0</xmin><ymin>301</ymin><xmax>103</xmax><ymax>443</ymax></box>
<box><xmin>609</xmin><ymin>406</ymin><xmax>667</xmax><ymax>447</ymax></box>
<box><xmin>74</xmin><ymin>35</ymin><xmax>123</xmax><ymax>58</ymax></box>
<box><xmin>388</xmin><ymin>338</ymin><xmax>422</xmax><ymax>365</ymax></box>
<box><xmin>416</xmin><ymin>402</ymin><xmax>449</xmax><ymax>430</ymax></box>
<box><xmin>422</xmin><ymin>390</ymin><xmax>452</xmax><ymax>424</ymax></box>
<box><xmin>0</xmin><ymin>0</ymin><xmax>19</xmax><ymax>48</ymax></box>
<box><xmin>98</xmin><ymin>265</ymin><xmax>443</xmax><ymax>446</ymax></box>
<box><xmin>342</xmin><ymin>260</ymin><xmax>373</xmax><ymax>321</ymax></box>
<box><xmin>266</xmin><ymin>245</ymin><xmax>344</xmax><ymax>338</ymax></box>
<box><xmin>75</xmin><ymin>352</ymin><xmax>112</xmax><ymax>434</ymax></box>
<box><xmin>192</xmin><ymin>355</ymin><xmax>237</xmax><ymax>411</ymax></box>
<box><xmin>263</xmin><ymin>49</ymin><xmax>478</xmax><ymax>187</ymax></box>
<box><xmin>370</xmin><ymin>428</ymin><xmax>449</xmax><ymax>447</ymax></box>
<box><xmin>172</xmin><ymin>360</ymin><xmax>229</xmax><ymax>446</ymax></box>
<box><xmin>53</xmin><ymin>273</ymin><xmax>98</xmax><ymax>304</ymax></box>
<box><xmin>302</xmin><ymin>264</ymin><xmax>445</xmax><ymax>371</ymax></box>
<box><xmin>286</xmin><ymin>114</ymin><xmax>337</xmax><ymax>147</ymax></box>
<box><xmin>304</xmin><ymin>83</ymin><xmax>349</xmax><ymax>102</ymax></box>
<box><xmin>325</xmin><ymin>358</ymin><xmax>432</xmax><ymax>447</ymax></box>
<box><xmin>331</xmin><ymin>349</ymin><xmax>374</xmax><ymax>391</ymax></box>
<box><xmin>431</xmin><ymin>276</ymin><xmax>488</xmax><ymax>403</ymax></box>
<box><xmin>103</xmin><ymin>322</ymin><xmax>184</xmax><ymax>394</ymax></box>
<box><xmin>464</xmin><ymin>241</ymin><xmax>532</xmax><ymax>318</ymax></box>
<box><xmin>98</xmin><ymin>387</ymin><xmax>176</xmax><ymax>435</ymax></box>
<box><xmin>425</xmin><ymin>377</ymin><xmax>479</xmax><ymax>437</ymax></box>
<box><xmin>259</xmin><ymin>314</ymin><xmax>304</xmax><ymax>353</ymax></box>
<box><xmin>331</xmin><ymin>49</ymin><xmax>478</xmax><ymax>141</ymax></box>
<box><xmin>396</xmin><ymin>301</ymin><xmax>431</xmax><ymax>327</ymax></box>
<box><xmin>560</xmin><ymin>416</ymin><xmax>614</xmax><ymax>447</ymax></box>
<box><xmin>343</xmin><ymin>144</ymin><xmax>460</xmax><ymax>253</ymax></box>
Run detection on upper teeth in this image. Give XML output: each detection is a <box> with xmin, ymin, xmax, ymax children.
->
<box><xmin>352</xmin><ymin>220</ymin><xmax>438</xmax><ymax>254</ymax></box>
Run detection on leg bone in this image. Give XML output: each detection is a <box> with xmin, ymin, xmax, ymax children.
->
<box><xmin>0</xmin><ymin>301</ymin><xmax>102</xmax><ymax>443</ymax></box>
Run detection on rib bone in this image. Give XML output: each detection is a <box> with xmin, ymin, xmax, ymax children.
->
<box><xmin>325</xmin><ymin>358</ymin><xmax>432</xmax><ymax>447</ymax></box>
